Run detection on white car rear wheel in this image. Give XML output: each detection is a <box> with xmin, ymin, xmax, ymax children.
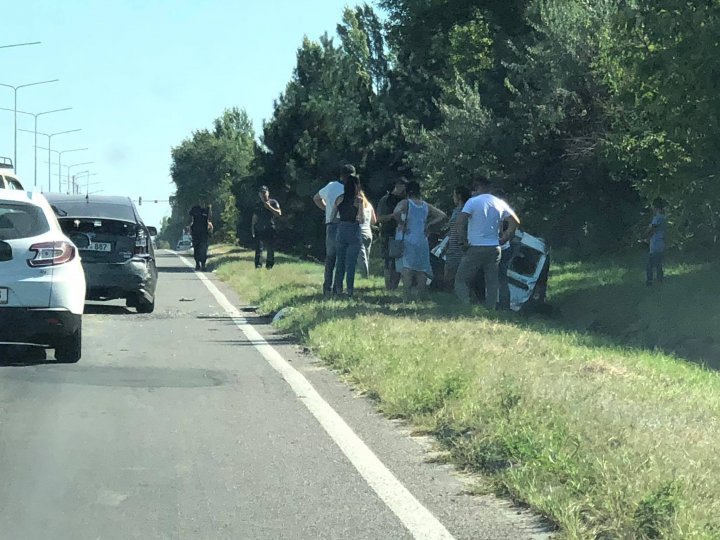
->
<box><xmin>55</xmin><ymin>327</ymin><xmax>82</xmax><ymax>363</ymax></box>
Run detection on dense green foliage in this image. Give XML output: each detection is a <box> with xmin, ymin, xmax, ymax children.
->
<box><xmin>163</xmin><ymin>1</ymin><xmax>720</xmax><ymax>256</ymax></box>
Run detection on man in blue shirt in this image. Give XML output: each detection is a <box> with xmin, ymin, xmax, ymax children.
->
<box><xmin>646</xmin><ymin>198</ymin><xmax>666</xmax><ymax>286</ymax></box>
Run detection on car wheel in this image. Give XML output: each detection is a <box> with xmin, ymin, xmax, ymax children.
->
<box><xmin>55</xmin><ymin>328</ymin><xmax>82</xmax><ymax>363</ymax></box>
<box><xmin>136</xmin><ymin>295</ymin><xmax>155</xmax><ymax>314</ymax></box>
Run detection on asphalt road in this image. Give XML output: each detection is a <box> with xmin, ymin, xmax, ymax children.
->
<box><xmin>0</xmin><ymin>252</ymin><xmax>550</xmax><ymax>540</ymax></box>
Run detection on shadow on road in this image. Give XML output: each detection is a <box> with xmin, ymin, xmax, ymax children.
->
<box><xmin>0</xmin><ymin>346</ymin><xmax>52</xmax><ymax>366</ymax></box>
<box><xmin>84</xmin><ymin>304</ymin><xmax>134</xmax><ymax>315</ymax></box>
<box><xmin>158</xmin><ymin>266</ymin><xmax>196</xmax><ymax>274</ymax></box>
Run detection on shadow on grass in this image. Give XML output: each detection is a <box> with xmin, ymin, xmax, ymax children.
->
<box><xmin>212</xmin><ymin>244</ymin><xmax>720</xmax><ymax>369</ymax></box>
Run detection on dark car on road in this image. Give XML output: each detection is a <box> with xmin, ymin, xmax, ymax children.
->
<box><xmin>46</xmin><ymin>194</ymin><xmax>159</xmax><ymax>313</ymax></box>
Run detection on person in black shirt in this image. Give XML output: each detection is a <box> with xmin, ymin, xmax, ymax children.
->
<box><xmin>189</xmin><ymin>204</ymin><xmax>213</xmax><ymax>271</ymax></box>
<box><xmin>376</xmin><ymin>178</ymin><xmax>408</xmax><ymax>290</ymax></box>
<box><xmin>252</xmin><ymin>186</ymin><xmax>282</xmax><ymax>269</ymax></box>
<box><xmin>330</xmin><ymin>174</ymin><xmax>365</xmax><ymax>297</ymax></box>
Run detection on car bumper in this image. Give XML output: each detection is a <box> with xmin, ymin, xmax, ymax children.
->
<box><xmin>83</xmin><ymin>259</ymin><xmax>157</xmax><ymax>301</ymax></box>
<box><xmin>0</xmin><ymin>308</ymin><xmax>81</xmax><ymax>346</ymax></box>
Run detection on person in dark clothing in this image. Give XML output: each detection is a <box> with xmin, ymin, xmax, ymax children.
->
<box><xmin>331</xmin><ymin>173</ymin><xmax>365</xmax><ymax>298</ymax></box>
<box><xmin>189</xmin><ymin>204</ymin><xmax>213</xmax><ymax>271</ymax></box>
<box><xmin>376</xmin><ymin>177</ymin><xmax>408</xmax><ymax>290</ymax></box>
<box><xmin>252</xmin><ymin>186</ymin><xmax>282</xmax><ymax>269</ymax></box>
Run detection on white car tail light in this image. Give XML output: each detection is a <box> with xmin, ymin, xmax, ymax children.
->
<box><xmin>27</xmin><ymin>241</ymin><xmax>76</xmax><ymax>267</ymax></box>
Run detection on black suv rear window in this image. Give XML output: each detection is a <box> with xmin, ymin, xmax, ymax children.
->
<box><xmin>0</xmin><ymin>203</ymin><xmax>50</xmax><ymax>240</ymax></box>
<box><xmin>50</xmin><ymin>201</ymin><xmax>136</xmax><ymax>221</ymax></box>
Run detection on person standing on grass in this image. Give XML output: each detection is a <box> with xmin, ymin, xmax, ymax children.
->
<box><xmin>357</xmin><ymin>190</ymin><xmax>377</xmax><ymax>279</ymax></box>
<box><xmin>331</xmin><ymin>173</ymin><xmax>365</xmax><ymax>298</ymax></box>
<box><xmin>314</xmin><ymin>164</ymin><xmax>355</xmax><ymax>296</ymax></box>
<box><xmin>444</xmin><ymin>185</ymin><xmax>472</xmax><ymax>289</ymax></box>
<box><xmin>392</xmin><ymin>181</ymin><xmax>447</xmax><ymax>302</ymax></box>
<box><xmin>252</xmin><ymin>185</ymin><xmax>282</xmax><ymax>270</ymax></box>
<box><xmin>377</xmin><ymin>177</ymin><xmax>408</xmax><ymax>290</ymax></box>
<box><xmin>189</xmin><ymin>203</ymin><xmax>212</xmax><ymax>271</ymax></box>
<box><xmin>646</xmin><ymin>197</ymin><xmax>666</xmax><ymax>286</ymax></box>
<box><xmin>455</xmin><ymin>176</ymin><xmax>519</xmax><ymax>309</ymax></box>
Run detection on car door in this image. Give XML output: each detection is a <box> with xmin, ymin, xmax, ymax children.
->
<box><xmin>0</xmin><ymin>201</ymin><xmax>53</xmax><ymax>307</ymax></box>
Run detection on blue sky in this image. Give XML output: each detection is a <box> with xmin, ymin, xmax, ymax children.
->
<box><xmin>2</xmin><ymin>0</ymin><xmax>359</xmax><ymax>228</ymax></box>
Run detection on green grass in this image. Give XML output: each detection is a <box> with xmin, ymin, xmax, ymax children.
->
<box><xmin>211</xmin><ymin>245</ymin><xmax>720</xmax><ymax>539</ymax></box>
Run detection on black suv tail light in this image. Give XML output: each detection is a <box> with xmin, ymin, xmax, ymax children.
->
<box><xmin>133</xmin><ymin>229</ymin><xmax>148</xmax><ymax>256</ymax></box>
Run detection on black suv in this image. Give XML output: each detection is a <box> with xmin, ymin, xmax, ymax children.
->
<box><xmin>47</xmin><ymin>194</ymin><xmax>159</xmax><ymax>313</ymax></box>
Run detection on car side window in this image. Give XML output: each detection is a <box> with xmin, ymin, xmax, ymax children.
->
<box><xmin>8</xmin><ymin>180</ymin><xmax>22</xmax><ymax>190</ymax></box>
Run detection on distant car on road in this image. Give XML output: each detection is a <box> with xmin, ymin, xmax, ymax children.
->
<box><xmin>46</xmin><ymin>194</ymin><xmax>159</xmax><ymax>314</ymax></box>
<box><xmin>0</xmin><ymin>157</ymin><xmax>24</xmax><ymax>190</ymax></box>
<box><xmin>0</xmin><ymin>190</ymin><xmax>86</xmax><ymax>362</ymax></box>
<box><xmin>176</xmin><ymin>238</ymin><xmax>192</xmax><ymax>251</ymax></box>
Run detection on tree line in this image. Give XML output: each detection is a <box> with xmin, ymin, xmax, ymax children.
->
<box><xmin>160</xmin><ymin>0</ymin><xmax>720</xmax><ymax>258</ymax></box>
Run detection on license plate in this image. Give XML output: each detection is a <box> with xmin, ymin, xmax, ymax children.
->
<box><xmin>84</xmin><ymin>242</ymin><xmax>112</xmax><ymax>252</ymax></box>
<box><xmin>0</xmin><ymin>288</ymin><xmax>7</xmax><ymax>304</ymax></box>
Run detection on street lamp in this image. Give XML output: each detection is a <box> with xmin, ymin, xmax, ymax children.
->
<box><xmin>2</xmin><ymin>106</ymin><xmax>72</xmax><ymax>186</ymax></box>
<box><xmin>74</xmin><ymin>172</ymin><xmax>99</xmax><ymax>195</ymax></box>
<box><xmin>24</xmin><ymin>128</ymin><xmax>81</xmax><ymax>190</ymax></box>
<box><xmin>36</xmin><ymin>146</ymin><xmax>87</xmax><ymax>192</ymax></box>
<box><xmin>0</xmin><ymin>42</ymin><xmax>41</xmax><ymax>49</ymax></box>
<box><xmin>66</xmin><ymin>162</ymin><xmax>94</xmax><ymax>192</ymax></box>
<box><xmin>0</xmin><ymin>79</ymin><xmax>59</xmax><ymax>169</ymax></box>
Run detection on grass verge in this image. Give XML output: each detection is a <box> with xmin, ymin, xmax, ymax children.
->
<box><xmin>211</xmin><ymin>245</ymin><xmax>720</xmax><ymax>540</ymax></box>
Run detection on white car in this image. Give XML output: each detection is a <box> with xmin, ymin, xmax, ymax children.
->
<box><xmin>176</xmin><ymin>239</ymin><xmax>192</xmax><ymax>251</ymax></box>
<box><xmin>0</xmin><ymin>190</ymin><xmax>86</xmax><ymax>362</ymax></box>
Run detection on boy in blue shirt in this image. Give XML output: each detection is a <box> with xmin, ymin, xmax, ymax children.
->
<box><xmin>646</xmin><ymin>198</ymin><xmax>666</xmax><ymax>286</ymax></box>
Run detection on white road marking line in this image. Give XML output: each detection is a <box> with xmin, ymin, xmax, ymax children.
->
<box><xmin>173</xmin><ymin>252</ymin><xmax>456</xmax><ymax>540</ymax></box>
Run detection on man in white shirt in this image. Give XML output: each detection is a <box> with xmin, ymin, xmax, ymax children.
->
<box><xmin>313</xmin><ymin>164</ymin><xmax>355</xmax><ymax>295</ymax></box>
<box><xmin>455</xmin><ymin>176</ymin><xmax>520</xmax><ymax>309</ymax></box>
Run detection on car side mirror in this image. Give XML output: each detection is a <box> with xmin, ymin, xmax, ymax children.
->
<box><xmin>147</xmin><ymin>226</ymin><xmax>158</xmax><ymax>236</ymax></box>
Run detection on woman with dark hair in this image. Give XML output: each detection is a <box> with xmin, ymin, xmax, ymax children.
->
<box><xmin>444</xmin><ymin>185</ymin><xmax>472</xmax><ymax>288</ymax></box>
<box><xmin>392</xmin><ymin>181</ymin><xmax>447</xmax><ymax>301</ymax></box>
<box><xmin>331</xmin><ymin>173</ymin><xmax>365</xmax><ymax>297</ymax></box>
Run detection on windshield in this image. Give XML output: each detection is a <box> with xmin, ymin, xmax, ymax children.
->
<box><xmin>0</xmin><ymin>203</ymin><xmax>49</xmax><ymax>240</ymax></box>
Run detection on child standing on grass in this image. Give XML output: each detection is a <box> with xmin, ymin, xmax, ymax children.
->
<box><xmin>646</xmin><ymin>197</ymin><xmax>666</xmax><ymax>286</ymax></box>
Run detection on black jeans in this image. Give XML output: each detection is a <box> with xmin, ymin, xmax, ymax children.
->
<box><xmin>193</xmin><ymin>238</ymin><xmax>208</xmax><ymax>266</ymax></box>
<box><xmin>255</xmin><ymin>229</ymin><xmax>276</xmax><ymax>268</ymax></box>
<box><xmin>646</xmin><ymin>251</ymin><xmax>664</xmax><ymax>285</ymax></box>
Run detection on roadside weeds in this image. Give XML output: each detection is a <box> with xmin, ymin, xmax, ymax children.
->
<box><xmin>212</xmin><ymin>245</ymin><xmax>720</xmax><ymax>540</ymax></box>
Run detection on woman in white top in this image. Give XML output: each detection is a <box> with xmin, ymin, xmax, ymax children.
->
<box><xmin>357</xmin><ymin>191</ymin><xmax>377</xmax><ymax>278</ymax></box>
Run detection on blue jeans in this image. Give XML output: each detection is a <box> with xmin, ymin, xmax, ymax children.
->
<box><xmin>646</xmin><ymin>251</ymin><xmax>664</xmax><ymax>285</ymax></box>
<box><xmin>323</xmin><ymin>223</ymin><xmax>339</xmax><ymax>293</ymax></box>
<box><xmin>334</xmin><ymin>222</ymin><xmax>362</xmax><ymax>295</ymax></box>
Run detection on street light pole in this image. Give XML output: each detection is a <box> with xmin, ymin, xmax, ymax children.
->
<box><xmin>37</xmin><ymin>147</ymin><xmax>88</xmax><ymax>192</ymax></box>
<box><xmin>2</xmin><ymin>107</ymin><xmax>72</xmax><ymax>186</ymax></box>
<box><xmin>0</xmin><ymin>79</ymin><xmax>59</xmax><ymax>170</ymax></box>
<box><xmin>26</xmin><ymin>129</ymin><xmax>82</xmax><ymax>190</ymax></box>
<box><xmin>0</xmin><ymin>42</ymin><xmax>41</xmax><ymax>49</ymax></box>
<box><xmin>65</xmin><ymin>162</ymin><xmax>93</xmax><ymax>193</ymax></box>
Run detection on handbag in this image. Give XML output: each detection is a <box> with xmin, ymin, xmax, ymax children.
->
<box><xmin>388</xmin><ymin>201</ymin><xmax>408</xmax><ymax>258</ymax></box>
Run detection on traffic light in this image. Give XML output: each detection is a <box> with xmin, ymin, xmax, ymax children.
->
<box><xmin>138</xmin><ymin>196</ymin><xmax>142</xmax><ymax>206</ymax></box>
